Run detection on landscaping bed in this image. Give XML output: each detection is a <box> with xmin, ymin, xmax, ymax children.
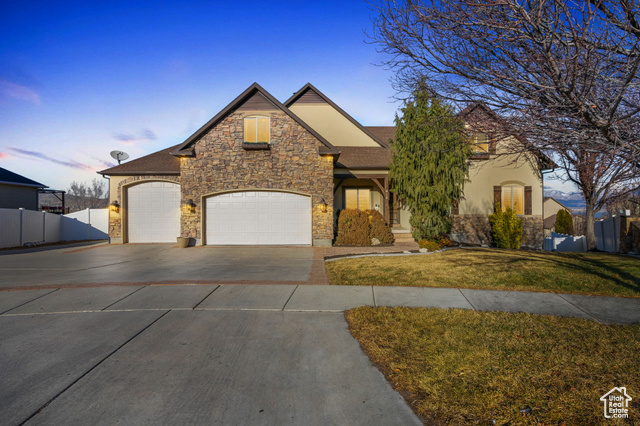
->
<box><xmin>327</xmin><ymin>248</ymin><xmax>640</xmax><ymax>298</ymax></box>
<box><xmin>346</xmin><ymin>307</ymin><xmax>640</xmax><ymax>425</ymax></box>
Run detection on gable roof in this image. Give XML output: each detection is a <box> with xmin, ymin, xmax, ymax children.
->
<box><xmin>285</xmin><ymin>83</ymin><xmax>389</xmax><ymax>149</ymax></box>
<box><xmin>459</xmin><ymin>102</ymin><xmax>556</xmax><ymax>170</ymax></box>
<box><xmin>171</xmin><ymin>82</ymin><xmax>339</xmax><ymax>157</ymax></box>
<box><xmin>0</xmin><ymin>167</ymin><xmax>46</xmax><ymax>188</ymax></box>
<box><xmin>544</xmin><ymin>197</ymin><xmax>572</xmax><ymax>212</ymax></box>
<box><xmin>98</xmin><ymin>145</ymin><xmax>181</xmax><ymax>176</ymax></box>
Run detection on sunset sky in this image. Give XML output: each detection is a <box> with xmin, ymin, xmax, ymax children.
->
<box><xmin>0</xmin><ymin>1</ymin><xmax>570</xmax><ymax>194</ymax></box>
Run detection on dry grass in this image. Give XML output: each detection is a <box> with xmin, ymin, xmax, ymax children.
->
<box><xmin>346</xmin><ymin>307</ymin><xmax>640</xmax><ymax>425</ymax></box>
<box><xmin>327</xmin><ymin>248</ymin><xmax>640</xmax><ymax>298</ymax></box>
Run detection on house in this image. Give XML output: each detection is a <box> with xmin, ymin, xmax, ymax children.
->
<box><xmin>543</xmin><ymin>197</ymin><xmax>572</xmax><ymax>235</ymax></box>
<box><xmin>99</xmin><ymin>83</ymin><xmax>550</xmax><ymax>247</ymax></box>
<box><xmin>0</xmin><ymin>167</ymin><xmax>47</xmax><ymax>210</ymax></box>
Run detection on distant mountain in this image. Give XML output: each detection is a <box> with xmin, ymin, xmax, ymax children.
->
<box><xmin>543</xmin><ymin>187</ymin><xmax>610</xmax><ymax>218</ymax></box>
<box><xmin>544</xmin><ymin>187</ymin><xmax>585</xmax><ymax>211</ymax></box>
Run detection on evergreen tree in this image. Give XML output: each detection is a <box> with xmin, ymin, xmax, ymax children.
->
<box><xmin>390</xmin><ymin>90</ymin><xmax>471</xmax><ymax>240</ymax></box>
<box><xmin>554</xmin><ymin>209</ymin><xmax>574</xmax><ymax>236</ymax></box>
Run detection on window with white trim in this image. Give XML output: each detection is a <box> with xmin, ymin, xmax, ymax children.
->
<box><xmin>244</xmin><ymin>116</ymin><xmax>270</xmax><ymax>143</ymax></box>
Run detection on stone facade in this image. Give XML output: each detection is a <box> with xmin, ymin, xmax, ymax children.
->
<box><xmin>109</xmin><ymin>175</ymin><xmax>180</xmax><ymax>243</ymax></box>
<box><xmin>451</xmin><ymin>214</ymin><xmax>544</xmax><ymax>249</ymax></box>
<box><xmin>179</xmin><ymin>110</ymin><xmax>334</xmax><ymax>245</ymax></box>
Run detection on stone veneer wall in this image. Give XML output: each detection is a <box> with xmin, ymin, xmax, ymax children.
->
<box><xmin>179</xmin><ymin>110</ymin><xmax>334</xmax><ymax>244</ymax></box>
<box><xmin>109</xmin><ymin>175</ymin><xmax>180</xmax><ymax>242</ymax></box>
<box><xmin>451</xmin><ymin>215</ymin><xmax>544</xmax><ymax>249</ymax></box>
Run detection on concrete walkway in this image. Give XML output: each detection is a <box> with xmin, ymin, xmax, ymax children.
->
<box><xmin>2</xmin><ymin>285</ymin><xmax>638</xmax><ymax>425</ymax></box>
<box><xmin>2</xmin><ymin>284</ymin><xmax>639</xmax><ymax>324</ymax></box>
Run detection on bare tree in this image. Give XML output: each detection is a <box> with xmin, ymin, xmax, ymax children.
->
<box><xmin>67</xmin><ymin>179</ymin><xmax>107</xmax><ymax>211</ymax></box>
<box><xmin>370</xmin><ymin>0</ymin><xmax>640</xmax><ymax>249</ymax></box>
<box><xmin>607</xmin><ymin>188</ymin><xmax>640</xmax><ymax>216</ymax></box>
<box><xmin>370</xmin><ymin>0</ymin><xmax>640</xmax><ymax>162</ymax></box>
<box><xmin>553</xmin><ymin>135</ymin><xmax>639</xmax><ymax>248</ymax></box>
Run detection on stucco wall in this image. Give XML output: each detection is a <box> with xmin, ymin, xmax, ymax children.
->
<box><xmin>180</xmin><ymin>109</ymin><xmax>334</xmax><ymax>245</ymax></box>
<box><xmin>289</xmin><ymin>103</ymin><xmax>380</xmax><ymax>147</ymax></box>
<box><xmin>460</xmin><ymin>148</ymin><xmax>543</xmax><ymax>216</ymax></box>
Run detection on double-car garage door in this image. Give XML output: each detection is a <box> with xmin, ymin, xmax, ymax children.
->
<box><xmin>127</xmin><ymin>184</ymin><xmax>311</xmax><ymax>245</ymax></box>
<box><xmin>205</xmin><ymin>191</ymin><xmax>312</xmax><ymax>245</ymax></box>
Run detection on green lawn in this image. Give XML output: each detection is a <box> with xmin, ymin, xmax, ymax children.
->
<box><xmin>346</xmin><ymin>307</ymin><xmax>640</xmax><ymax>425</ymax></box>
<box><xmin>327</xmin><ymin>248</ymin><xmax>640</xmax><ymax>298</ymax></box>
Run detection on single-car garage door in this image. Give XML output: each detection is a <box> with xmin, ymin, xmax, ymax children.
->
<box><xmin>127</xmin><ymin>182</ymin><xmax>180</xmax><ymax>243</ymax></box>
<box><xmin>206</xmin><ymin>191</ymin><xmax>311</xmax><ymax>245</ymax></box>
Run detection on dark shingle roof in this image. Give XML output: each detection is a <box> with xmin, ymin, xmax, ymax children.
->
<box><xmin>0</xmin><ymin>167</ymin><xmax>46</xmax><ymax>188</ymax></box>
<box><xmin>334</xmin><ymin>147</ymin><xmax>391</xmax><ymax>169</ymax></box>
<box><xmin>98</xmin><ymin>145</ymin><xmax>181</xmax><ymax>176</ymax></box>
<box><xmin>365</xmin><ymin>126</ymin><xmax>396</xmax><ymax>145</ymax></box>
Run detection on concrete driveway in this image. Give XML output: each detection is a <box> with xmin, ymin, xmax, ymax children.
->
<box><xmin>0</xmin><ymin>243</ymin><xmax>316</xmax><ymax>289</ymax></box>
<box><xmin>0</xmin><ymin>296</ymin><xmax>420</xmax><ymax>425</ymax></box>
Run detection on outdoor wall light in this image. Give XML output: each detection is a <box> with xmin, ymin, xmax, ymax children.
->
<box><xmin>109</xmin><ymin>200</ymin><xmax>120</xmax><ymax>214</ymax></box>
<box><xmin>182</xmin><ymin>199</ymin><xmax>196</xmax><ymax>214</ymax></box>
<box><xmin>319</xmin><ymin>198</ymin><xmax>328</xmax><ymax>213</ymax></box>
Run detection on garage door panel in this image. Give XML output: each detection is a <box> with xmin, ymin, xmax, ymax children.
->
<box><xmin>128</xmin><ymin>182</ymin><xmax>180</xmax><ymax>243</ymax></box>
<box><xmin>206</xmin><ymin>191</ymin><xmax>311</xmax><ymax>245</ymax></box>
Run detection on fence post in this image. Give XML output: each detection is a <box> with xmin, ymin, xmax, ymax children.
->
<box><xmin>18</xmin><ymin>208</ymin><xmax>24</xmax><ymax>246</ymax></box>
<box><xmin>87</xmin><ymin>208</ymin><xmax>91</xmax><ymax>240</ymax></box>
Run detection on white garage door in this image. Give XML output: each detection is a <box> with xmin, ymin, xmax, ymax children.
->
<box><xmin>127</xmin><ymin>182</ymin><xmax>180</xmax><ymax>243</ymax></box>
<box><xmin>206</xmin><ymin>191</ymin><xmax>311</xmax><ymax>245</ymax></box>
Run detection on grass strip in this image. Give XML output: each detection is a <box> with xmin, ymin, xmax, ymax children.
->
<box><xmin>346</xmin><ymin>307</ymin><xmax>640</xmax><ymax>425</ymax></box>
<box><xmin>328</xmin><ymin>248</ymin><xmax>640</xmax><ymax>298</ymax></box>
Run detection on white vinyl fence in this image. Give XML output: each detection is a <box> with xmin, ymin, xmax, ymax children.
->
<box><xmin>594</xmin><ymin>216</ymin><xmax>621</xmax><ymax>253</ymax></box>
<box><xmin>544</xmin><ymin>232</ymin><xmax>587</xmax><ymax>252</ymax></box>
<box><xmin>62</xmin><ymin>209</ymin><xmax>109</xmax><ymax>241</ymax></box>
<box><xmin>0</xmin><ymin>208</ymin><xmax>108</xmax><ymax>249</ymax></box>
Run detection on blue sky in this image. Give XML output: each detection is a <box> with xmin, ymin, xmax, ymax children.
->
<box><xmin>0</xmin><ymin>1</ymin><xmax>571</xmax><ymax>195</ymax></box>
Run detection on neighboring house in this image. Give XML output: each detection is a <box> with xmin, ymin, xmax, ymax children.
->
<box><xmin>99</xmin><ymin>83</ymin><xmax>551</xmax><ymax>247</ymax></box>
<box><xmin>0</xmin><ymin>167</ymin><xmax>47</xmax><ymax>210</ymax></box>
<box><xmin>543</xmin><ymin>197</ymin><xmax>573</xmax><ymax>235</ymax></box>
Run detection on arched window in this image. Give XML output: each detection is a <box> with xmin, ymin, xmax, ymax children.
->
<box><xmin>244</xmin><ymin>116</ymin><xmax>270</xmax><ymax>143</ymax></box>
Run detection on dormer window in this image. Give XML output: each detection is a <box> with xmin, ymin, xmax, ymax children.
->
<box><xmin>471</xmin><ymin>132</ymin><xmax>489</xmax><ymax>154</ymax></box>
<box><xmin>244</xmin><ymin>116</ymin><xmax>270</xmax><ymax>144</ymax></box>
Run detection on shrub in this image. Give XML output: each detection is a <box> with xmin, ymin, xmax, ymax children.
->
<box><xmin>366</xmin><ymin>209</ymin><xmax>395</xmax><ymax>244</ymax></box>
<box><xmin>417</xmin><ymin>234</ymin><xmax>452</xmax><ymax>251</ymax></box>
<box><xmin>418</xmin><ymin>239</ymin><xmax>441</xmax><ymax>251</ymax></box>
<box><xmin>489</xmin><ymin>204</ymin><xmax>523</xmax><ymax>249</ymax></box>
<box><xmin>555</xmin><ymin>209</ymin><xmax>574</xmax><ymax>235</ymax></box>
<box><xmin>335</xmin><ymin>209</ymin><xmax>371</xmax><ymax>245</ymax></box>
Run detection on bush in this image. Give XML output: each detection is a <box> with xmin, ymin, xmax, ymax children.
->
<box><xmin>555</xmin><ymin>209</ymin><xmax>574</xmax><ymax>235</ymax></box>
<box><xmin>335</xmin><ymin>209</ymin><xmax>371</xmax><ymax>245</ymax></box>
<box><xmin>366</xmin><ymin>209</ymin><xmax>395</xmax><ymax>244</ymax></box>
<box><xmin>335</xmin><ymin>209</ymin><xmax>395</xmax><ymax>246</ymax></box>
<box><xmin>489</xmin><ymin>204</ymin><xmax>523</xmax><ymax>249</ymax></box>
<box><xmin>418</xmin><ymin>234</ymin><xmax>452</xmax><ymax>251</ymax></box>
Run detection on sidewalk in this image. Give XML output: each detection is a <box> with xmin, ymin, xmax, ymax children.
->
<box><xmin>2</xmin><ymin>284</ymin><xmax>638</xmax><ymax>324</ymax></box>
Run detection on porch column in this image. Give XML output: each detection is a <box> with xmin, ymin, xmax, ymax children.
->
<box><xmin>384</xmin><ymin>177</ymin><xmax>390</xmax><ymax>224</ymax></box>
